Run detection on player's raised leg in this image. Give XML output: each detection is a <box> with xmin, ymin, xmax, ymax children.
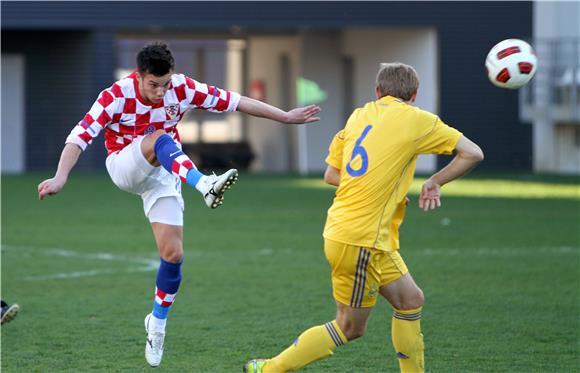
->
<box><xmin>142</xmin><ymin>129</ymin><xmax>238</xmax><ymax>209</ymax></box>
<box><xmin>380</xmin><ymin>273</ymin><xmax>425</xmax><ymax>373</ymax></box>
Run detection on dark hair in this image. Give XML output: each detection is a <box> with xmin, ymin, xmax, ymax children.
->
<box><xmin>137</xmin><ymin>42</ymin><xmax>175</xmax><ymax>76</ymax></box>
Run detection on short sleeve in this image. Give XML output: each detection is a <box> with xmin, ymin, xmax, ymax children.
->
<box><xmin>65</xmin><ymin>88</ymin><xmax>117</xmax><ymax>150</ymax></box>
<box><xmin>325</xmin><ymin>130</ymin><xmax>345</xmax><ymax>170</ymax></box>
<box><xmin>184</xmin><ymin>76</ymin><xmax>240</xmax><ymax>113</ymax></box>
<box><xmin>415</xmin><ymin>116</ymin><xmax>462</xmax><ymax>155</ymax></box>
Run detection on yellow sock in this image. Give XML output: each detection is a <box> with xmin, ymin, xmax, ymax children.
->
<box><xmin>392</xmin><ymin>307</ymin><xmax>424</xmax><ymax>373</ymax></box>
<box><xmin>264</xmin><ymin>320</ymin><xmax>348</xmax><ymax>373</ymax></box>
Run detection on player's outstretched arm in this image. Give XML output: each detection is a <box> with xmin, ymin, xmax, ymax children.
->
<box><xmin>236</xmin><ymin>96</ymin><xmax>321</xmax><ymax>124</ymax></box>
<box><xmin>38</xmin><ymin>143</ymin><xmax>83</xmax><ymax>200</ymax></box>
<box><xmin>419</xmin><ymin>135</ymin><xmax>484</xmax><ymax>211</ymax></box>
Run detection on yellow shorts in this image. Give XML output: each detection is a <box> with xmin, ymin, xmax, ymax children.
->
<box><xmin>324</xmin><ymin>239</ymin><xmax>409</xmax><ymax>308</ymax></box>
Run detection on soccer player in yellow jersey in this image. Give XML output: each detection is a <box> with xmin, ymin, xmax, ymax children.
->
<box><xmin>244</xmin><ymin>62</ymin><xmax>484</xmax><ymax>373</ymax></box>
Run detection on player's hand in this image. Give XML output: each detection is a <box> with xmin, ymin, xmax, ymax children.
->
<box><xmin>419</xmin><ymin>178</ymin><xmax>441</xmax><ymax>211</ymax></box>
<box><xmin>284</xmin><ymin>105</ymin><xmax>321</xmax><ymax>124</ymax></box>
<box><xmin>38</xmin><ymin>177</ymin><xmax>66</xmax><ymax>200</ymax></box>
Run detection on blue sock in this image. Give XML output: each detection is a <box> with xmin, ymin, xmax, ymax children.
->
<box><xmin>152</xmin><ymin>258</ymin><xmax>182</xmax><ymax>319</ymax></box>
<box><xmin>154</xmin><ymin>134</ymin><xmax>204</xmax><ymax>187</ymax></box>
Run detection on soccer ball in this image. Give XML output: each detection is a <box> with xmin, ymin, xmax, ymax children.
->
<box><xmin>485</xmin><ymin>39</ymin><xmax>538</xmax><ymax>89</ymax></box>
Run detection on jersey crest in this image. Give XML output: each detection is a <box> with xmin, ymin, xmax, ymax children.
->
<box><xmin>165</xmin><ymin>104</ymin><xmax>179</xmax><ymax>119</ymax></box>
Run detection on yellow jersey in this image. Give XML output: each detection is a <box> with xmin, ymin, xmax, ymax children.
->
<box><xmin>323</xmin><ymin>95</ymin><xmax>462</xmax><ymax>251</ymax></box>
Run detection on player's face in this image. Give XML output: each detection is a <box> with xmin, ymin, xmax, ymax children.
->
<box><xmin>137</xmin><ymin>72</ymin><xmax>173</xmax><ymax>104</ymax></box>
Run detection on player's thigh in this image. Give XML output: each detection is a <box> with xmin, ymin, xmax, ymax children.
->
<box><xmin>324</xmin><ymin>239</ymin><xmax>382</xmax><ymax>308</ymax></box>
<box><xmin>378</xmin><ymin>251</ymin><xmax>423</xmax><ymax>309</ymax></box>
<box><xmin>148</xmin><ymin>196</ymin><xmax>183</xmax><ymax>227</ymax></box>
<box><xmin>106</xmin><ymin>136</ymin><xmax>155</xmax><ymax>194</ymax></box>
<box><xmin>106</xmin><ymin>137</ymin><xmax>184</xmax><ymax>217</ymax></box>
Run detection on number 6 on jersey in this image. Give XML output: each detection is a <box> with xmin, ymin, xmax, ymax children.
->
<box><xmin>346</xmin><ymin>125</ymin><xmax>373</xmax><ymax>177</ymax></box>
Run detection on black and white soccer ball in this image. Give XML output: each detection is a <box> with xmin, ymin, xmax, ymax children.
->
<box><xmin>485</xmin><ymin>39</ymin><xmax>538</xmax><ymax>89</ymax></box>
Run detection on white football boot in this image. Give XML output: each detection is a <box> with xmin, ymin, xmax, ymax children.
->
<box><xmin>144</xmin><ymin>313</ymin><xmax>165</xmax><ymax>367</ymax></box>
<box><xmin>202</xmin><ymin>169</ymin><xmax>238</xmax><ymax>209</ymax></box>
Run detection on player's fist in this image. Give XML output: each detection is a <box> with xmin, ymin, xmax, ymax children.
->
<box><xmin>419</xmin><ymin>179</ymin><xmax>441</xmax><ymax>211</ymax></box>
<box><xmin>38</xmin><ymin>177</ymin><xmax>66</xmax><ymax>200</ymax></box>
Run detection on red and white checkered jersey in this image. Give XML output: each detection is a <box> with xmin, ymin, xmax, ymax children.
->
<box><xmin>66</xmin><ymin>71</ymin><xmax>241</xmax><ymax>155</ymax></box>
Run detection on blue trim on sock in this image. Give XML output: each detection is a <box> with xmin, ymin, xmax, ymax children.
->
<box><xmin>152</xmin><ymin>258</ymin><xmax>183</xmax><ymax>319</ymax></box>
<box><xmin>152</xmin><ymin>301</ymin><xmax>170</xmax><ymax>319</ymax></box>
<box><xmin>186</xmin><ymin>168</ymin><xmax>204</xmax><ymax>187</ymax></box>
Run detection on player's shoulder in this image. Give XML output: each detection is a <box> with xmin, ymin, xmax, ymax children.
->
<box><xmin>102</xmin><ymin>71</ymin><xmax>136</xmax><ymax>99</ymax></box>
<box><xmin>347</xmin><ymin>104</ymin><xmax>367</xmax><ymax>123</ymax></box>
<box><xmin>407</xmin><ymin>104</ymin><xmax>439</xmax><ymax>127</ymax></box>
<box><xmin>171</xmin><ymin>73</ymin><xmax>188</xmax><ymax>85</ymax></box>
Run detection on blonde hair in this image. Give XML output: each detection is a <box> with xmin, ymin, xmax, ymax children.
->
<box><xmin>375</xmin><ymin>62</ymin><xmax>419</xmax><ymax>101</ymax></box>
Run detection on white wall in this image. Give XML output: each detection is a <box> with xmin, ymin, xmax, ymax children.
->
<box><xmin>246</xmin><ymin>36</ymin><xmax>301</xmax><ymax>172</ymax></box>
<box><xmin>341</xmin><ymin>28</ymin><xmax>439</xmax><ymax>173</ymax></box>
<box><xmin>534</xmin><ymin>1</ymin><xmax>580</xmax><ymax>39</ymax></box>
<box><xmin>532</xmin><ymin>1</ymin><xmax>580</xmax><ymax>174</ymax></box>
<box><xmin>554</xmin><ymin>124</ymin><xmax>580</xmax><ymax>174</ymax></box>
<box><xmin>299</xmin><ymin>31</ymin><xmax>344</xmax><ymax>174</ymax></box>
<box><xmin>1</xmin><ymin>54</ymin><xmax>26</xmax><ymax>174</ymax></box>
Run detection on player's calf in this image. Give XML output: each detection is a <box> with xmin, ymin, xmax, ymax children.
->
<box><xmin>392</xmin><ymin>307</ymin><xmax>424</xmax><ymax>373</ymax></box>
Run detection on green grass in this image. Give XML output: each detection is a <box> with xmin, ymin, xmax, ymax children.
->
<box><xmin>2</xmin><ymin>173</ymin><xmax>579</xmax><ymax>372</ymax></box>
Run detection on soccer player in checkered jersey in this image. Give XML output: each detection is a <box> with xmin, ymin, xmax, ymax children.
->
<box><xmin>37</xmin><ymin>42</ymin><xmax>320</xmax><ymax>367</ymax></box>
<box><xmin>244</xmin><ymin>63</ymin><xmax>483</xmax><ymax>373</ymax></box>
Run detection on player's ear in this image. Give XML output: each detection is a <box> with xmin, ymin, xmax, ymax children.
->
<box><xmin>409</xmin><ymin>91</ymin><xmax>417</xmax><ymax>103</ymax></box>
<box><xmin>375</xmin><ymin>86</ymin><xmax>381</xmax><ymax>99</ymax></box>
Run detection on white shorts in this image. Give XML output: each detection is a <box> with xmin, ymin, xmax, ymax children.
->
<box><xmin>105</xmin><ymin>136</ymin><xmax>185</xmax><ymax>222</ymax></box>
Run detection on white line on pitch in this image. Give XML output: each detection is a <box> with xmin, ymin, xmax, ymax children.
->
<box><xmin>1</xmin><ymin>245</ymin><xmax>158</xmax><ymax>281</ymax></box>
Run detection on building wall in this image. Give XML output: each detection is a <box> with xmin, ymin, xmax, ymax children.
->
<box><xmin>436</xmin><ymin>4</ymin><xmax>533</xmax><ymax>171</ymax></box>
<box><xmin>1</xmin><ymin>55</ymin><xmax>26</xmax><ymax>173</ymax></box>
<box><xmin>532</xmin><ymin>1</ymin><xmax>580</xmax><ymax>174</ymax></box>
<box><xmin>1</xmin><ymin>31</ymin><xmax>106</xmax><ymax>171</ymax></box>
<box><xmin>534</xmin><ymin>1</ymin><xmax>580</xmax><ymax>39</ymax></box>
<box><xmin>246</xmin><ymin>35</ymin><xmax>302</xmax><ymax>172</ymax></box>
<box><xmin>299</xmin><ymin>31</ymin><xmax>345</xmax><ymax>174</ymax></box>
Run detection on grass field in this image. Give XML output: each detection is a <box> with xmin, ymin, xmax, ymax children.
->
<box><xmin>1</xmin><ymin>173</ymin><xmax>579</xmax><ymax>372</ymax></box>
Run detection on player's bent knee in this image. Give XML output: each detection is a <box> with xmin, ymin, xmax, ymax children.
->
<box><xmin>158</xmin><ymin>237</ymin><xmax>184</xmax><ymax>263</ymax></box>
<box><xmin>141</xmin><ymin>130</ymin><xmax>168</xmax><ymax>154</ymax></box>
<box><xmin>344</xmin><ymin>327</ymin><xmax>366</xmax><ymax>340</ymax></box>
<box><xmin>337</xmin><ymin>319</ymin><xmax>367</xmax><ymax>340</ymax></box>
<box><xmin>401</xmin><ymin>288</ymin><xmax>425</xmax><ymax>310</ymax></box>
<box><xmin>161</xmin><ymin>248</ymin><xmax>183</xmax><ymax>263</ymax></box>
<box><xmin>150</xmin><ymin>129</ymin><xmax>167</xmax><ymax>139</ymax></box>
